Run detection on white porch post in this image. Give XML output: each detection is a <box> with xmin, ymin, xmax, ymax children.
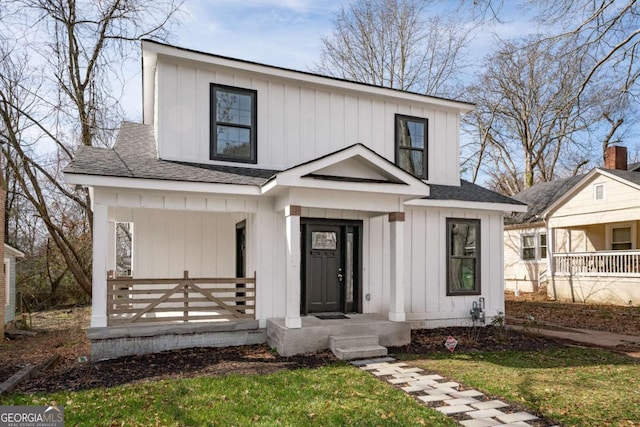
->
<box><xmin>388</xmin><ymin>212</ymin><xmax>406</xmax><ymax>322</ymax></box>
<box><xmin>285</xmin><ymin>205</ymin><xmax>302</xmax><ymax>328</ymax></box>
<box><xmin>91</xmin><ymin>202</ymin><xmax>109</xmax><ymax>328</ymax></box>
<box><xmin>546</xmin><ymin>225</ymin><xmax>557</xmax><ymax>299</ymax></box>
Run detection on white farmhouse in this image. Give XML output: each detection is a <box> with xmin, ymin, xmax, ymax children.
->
<box><xmin>64</xmin><ymin>41</ymin><xmax>526</xmax><ymax>360</ymax></box>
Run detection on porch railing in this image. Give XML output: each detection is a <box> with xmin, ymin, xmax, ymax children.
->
<box><xmin>554</xmin><ymin>251</ymin><xmax>640</xmax><ymax>276</ymax></box>
<box><xmin>106</xmin><ymin>270</ymin><xmax>256</xmax><ymax>326</ymax></box>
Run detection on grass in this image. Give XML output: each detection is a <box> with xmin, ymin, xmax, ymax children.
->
<box><xmin>1</xmin><ymin>365</ymin><xmax>457</xmax><ymax>427</ymax></box>
<box><xmin>405</xmin><ymin>348</ymin><xmax>640</xmax><ymax>427</ymax></box>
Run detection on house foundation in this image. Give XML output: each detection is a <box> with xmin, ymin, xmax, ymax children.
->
<box><xmin>87</xmin><ymin>320</ymin><xmax>265</xmax><ymax>360</ymax></box>
<box><xmin>266</xmin><ymin>314</ymin><xmax>411</xmax><ymax>357</ymax></box>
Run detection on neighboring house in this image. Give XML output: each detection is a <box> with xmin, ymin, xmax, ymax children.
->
<box><xmin>64</xmin><ymin>40</ymin><xmax>526</xmax><ymax>360</ymax></box>
<box><xmin>505</xmin><ymin>146</ymin><xmax>640</xmax><ymax>305</ymax></box>
<box><xmin>4</xmin><ymin>244</ymin><xmax>25</xmax><ymax>325</ymax></box>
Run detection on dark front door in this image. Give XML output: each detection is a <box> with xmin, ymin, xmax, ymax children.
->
<box><xmin>302</xmin><ymin>220</ymin><xmax>362</xmax><ymax>314</ymax></box>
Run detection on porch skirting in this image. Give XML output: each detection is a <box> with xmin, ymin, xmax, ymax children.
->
<box><xmin>87</xmin><ymin>320</ymin><xmax>265</xmax><ymax>360</ymax></box>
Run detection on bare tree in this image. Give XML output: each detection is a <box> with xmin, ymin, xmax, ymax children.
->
<box><xmin>468</xmin><ymin>0</ymin><xmax>640</xmax><ymax>160</ymax></box>
<box><xmin>316</xmin><ymin>0</ymin><xmax>473</xmax><ymax>96</ymax></box>
<box><xmin>0</xmin><ymin>0</ymin><xmax>183</xmax><ymax>296</ymax></box>
<box><xmin>462</xmin><ymin>37</ymin><xmax>600</xmax><ymax>195</ymax></box>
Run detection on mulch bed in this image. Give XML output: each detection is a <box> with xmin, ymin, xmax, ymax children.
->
<box><xmin>14</xmin><ymin>326</ymin><xmax>563</xmax><ymax>394</ymax></box>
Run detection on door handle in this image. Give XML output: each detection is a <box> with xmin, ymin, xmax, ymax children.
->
<box><xmin>338</xmin><ymin>267</ymin><xmax>343</xmax><ymax>283</ymax></box>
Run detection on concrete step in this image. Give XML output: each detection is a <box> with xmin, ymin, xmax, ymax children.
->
<box><xmin>333</xmin><ymin>344</ymin><xmax>388</xmax><ymax>360</ymax></box>
<box><xmin>329</xmin><ymin>335</ymin><xmax>388</xmax><ymax>360</ymax></box>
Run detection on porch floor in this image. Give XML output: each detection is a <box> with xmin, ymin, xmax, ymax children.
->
<box><xmin>266</xmin><ymin>314</ymin><xmax>411</xmax><ymax>357</ymax></box>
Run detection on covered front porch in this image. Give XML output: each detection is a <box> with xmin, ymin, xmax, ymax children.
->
<box><xmin>86</xmin><ymin>145</ymin><xmax>428</xmax><ymax>359</ymax></box>
<box><xmin>546</xmin><ymin>220</ymin><xmax>640</xmax><ymax>304</ymax></box>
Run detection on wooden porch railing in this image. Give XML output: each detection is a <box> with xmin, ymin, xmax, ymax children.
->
<box><xmin>554</xmin><ymin>251</ymin><xmax>640</xmax><ymax>276</ymax></box>
<box><xmin>107</xmin><ymin>271</ymin><xmax>256</xmax><ymax>326</ymax></box>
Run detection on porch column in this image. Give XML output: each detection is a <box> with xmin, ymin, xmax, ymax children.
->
<box><xmin>285</xmin><ymin>205</ymin><xmax>302</xmax><ymax>328</ymax></box>
<box><xmin>91</xmin><ymin>202</ymin><xmax>109</xmax><ymax>328</ymax></box>
<box><xmin>388</xmin><ymin>212</ymin><xmax>405</xmax><ymax>322</ymax></box>
<box><xmin>546</xmin><ymin>225</ymin><xmax>557</xmax><ymax>299</ymax></box>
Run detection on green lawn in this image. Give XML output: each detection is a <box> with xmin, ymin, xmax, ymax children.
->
<box><xmin>406</xmin><ymin>348</ymin><xmax>640</xmax><ymax>427</ymax></box>
<box><xmin>1</xmin><ymin>364</ymin><xmax>457</xmax><ymax>427</ymax></box>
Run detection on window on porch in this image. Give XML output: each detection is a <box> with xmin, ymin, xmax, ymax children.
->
<box><xmin>446</xmin><ymin>218</ymin><xmax>480</xmax><ymax>296</ymax></box>
<box><xmin>611</xmin><ymin>227</ymin><xmax>632</xmax><ymax>250</ymax></box>
<box><xmin>115</xmin><ymin>222</ymin><xmax>133</xmax><ymax>277</ymax></box>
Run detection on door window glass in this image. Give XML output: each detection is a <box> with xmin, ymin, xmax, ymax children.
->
<box><xmin>312</xmin><ymin>231</ymin><xmax>337</xmax><ymax>250</ymax></box>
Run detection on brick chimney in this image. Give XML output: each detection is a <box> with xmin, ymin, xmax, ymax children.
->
<box><xmin>604</xmin><ymin>145</ymin><xmax>628</xmax><ymax>170</ymax></box>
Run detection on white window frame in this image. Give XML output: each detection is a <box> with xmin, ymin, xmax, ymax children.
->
<box><xmin>520</xmin><ymin>230</ymin><xmax>547</xmax><ymax>261</ymax></box>
<box><xmin>593</xmin><ymin>182</ymin><xmax>605</xmax><ymax>200</ymax></box>
<box><xmin>606</xmin><ymin>222</ymin><xmax>636</xmax><ymax>251</ymax></box>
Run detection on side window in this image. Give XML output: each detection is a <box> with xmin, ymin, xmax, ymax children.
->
<box><xmin>395</xmin><ymin>114</ymin><xmax>428</xmax><ymax>179</ymax></box>
<box><xmin>521</xmin><ymin>234</ymin><xmax>536</xmax><ymax>260</ymax></box>
<box><xmin>115</xmin><ymin>222</ymin><xmax>133</xmax><ymax>277</ymax></box>
<box><xmin>447</xmin><ymin>218</ymin><xmax>480</xmax><ymax>296</ymax></box>
<box><xmin>539</xmin><ymin>233</ymin><xmax>547</xmax><ymax>258</ymax></box>
<box><xmin>210</xmin><ymin>84</ymin><xmax>257</xmax><ymax>163</ymax></box>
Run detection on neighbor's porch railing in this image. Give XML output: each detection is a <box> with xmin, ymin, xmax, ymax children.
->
<box><xmin>107</xmin><ymin>270</ymin><xmax>256</xmax><ymax>326</ymax></box>
<box><xmin>554</xmin><ymin>251</ymin><xmax>640</xmax><ymax>276</ymax></box>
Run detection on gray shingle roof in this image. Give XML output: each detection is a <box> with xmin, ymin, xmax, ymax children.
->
<box><xmin>66</xmin><ymin>122</ymin><xmax>527</xmax><ymax>208</ymax></box>
<box><xmin>507</xmin><ymin>166</ymin><xmax>640</xmax><ymax>226</ymax></box>
<box><xmin>427</xmin><ymin>180</ymin><xmax>526</xmax><ymax>206</ymax></box>
<box><xmin>64</xmin><ymin>122</ymin><xmax>279</xmax><ymax>185</ymax></box>
<box><xmin>505</xmin><ymin>175</ymin><xmax>584</xmax><ymax>226</ymax></box>
<box><xmin>604</xmin><ymin>168</ymin><xmax>640</xmax><ymax>186</ymax></box>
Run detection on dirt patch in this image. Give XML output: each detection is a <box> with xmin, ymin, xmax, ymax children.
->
<box><xmin>0</xmin><ymin>308</ymin><xmax>90</xmax><ymax>384</ymax></box>
<box><xmin>390</xmin><ymin>326</ymin><xmax>562</xmax><ymax>355</ymax></box>
<box><xmin>505</xmin><ymin>291</ymin><xmax>640</xmax><ymax>336</ymax></box>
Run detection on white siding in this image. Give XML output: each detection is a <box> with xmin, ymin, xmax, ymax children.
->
<box><xmin>154</xmin><ymin>59</ymin><xmax>461</xmax><ymax>186</ymax></box>
<box><xmin>549</xmin><ymin>174</ymin><xmax>640</xmax><ymax>228</ymax></box>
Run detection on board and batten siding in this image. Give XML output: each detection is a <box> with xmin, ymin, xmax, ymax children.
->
<box><xmin>154</xmin><ymin>59</ymin><xmax>461</xmax><ymax>186</ymax></box>
<box><xmin>355</xmin><ymin>208</ymin><xmax>504</xmax><ymax>327</ymax></box>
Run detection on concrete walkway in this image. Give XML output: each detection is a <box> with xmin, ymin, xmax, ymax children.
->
<box><xmin>506</xmin><ymin>316</ymin><xmax>640</xmax><ymax>355</ymax></box>
<box><xmin>353</xmin><ymin>357</ymin><xmax>556</xmax><ymax>427</ymax></box>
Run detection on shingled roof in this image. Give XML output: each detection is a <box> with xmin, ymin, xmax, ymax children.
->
<box><xmin>66</xmin><ymin>121</ymin><xmax>526</xmax><ymax>208</ymax></box>
<box><xmin>505</xmin><ymin>175</ymin><xmax>584</xmax><ymax>226</ymax></box>
<box><xmin>64</xmin><ymin>122</ymin><xmax>279</xmax><ymax>186</ymax></box>
<box><xmin>427</xmin><ymin>180</ymin><xmax>525</xmax><ymax>206</ymax></box>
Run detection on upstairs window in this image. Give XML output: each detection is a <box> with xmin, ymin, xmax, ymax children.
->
<box><xmin>210</xmin><ymin>84</ymin><xmax>257</xmax><ymax>163</ymax></box>
<box><xmin>593</xmin><ymin>183</ymin><xmax>605</xmax><ymax>200</ymax></box>
<box><xmin>395</xmin><ymin>114</ymin><xmax>428</xmax><ymax>179</ymax></box>
<box><xmin>447</xmin><ymin>218</ymin><xmax>481</xmax><ymax>296</ymax></box>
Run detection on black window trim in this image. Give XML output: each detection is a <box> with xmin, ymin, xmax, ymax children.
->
<box><xmin>394</xmin><ymin>114</ymin><xmax>428</xmax><ymax>179</ymax></box>
<box><xmin>210</xmin><ymin>83</ymin><xmax>257</xmax><ymax>164</ymax></box>
<box><xmin>446</xmin><ymin>217</ymin><xmax>481</xmax><ymax>296</ymax></box>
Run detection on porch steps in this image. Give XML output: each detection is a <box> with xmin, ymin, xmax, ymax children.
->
<box><xmin>329</xmin><ymin>335</ymin><xmax>388</xmax><ymax>360</ymax></box>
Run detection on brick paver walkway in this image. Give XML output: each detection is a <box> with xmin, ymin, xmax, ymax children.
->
<box><xmin>352</xmin><ymin>357</ymin><xmax>558</xmax><ymax>427</ymax></box>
